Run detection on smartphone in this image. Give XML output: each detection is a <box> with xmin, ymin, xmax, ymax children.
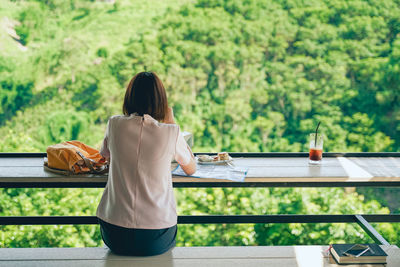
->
<box><xmin>343</xmin><ymin>244</ymin><xmax>370</xmax><ymax>257</ymax></box>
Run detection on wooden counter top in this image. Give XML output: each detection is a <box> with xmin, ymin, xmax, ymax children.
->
<box><xmin>1</xmin><ymin>155</ymin><xmax>399</xmax><ymax>188</ymax></box>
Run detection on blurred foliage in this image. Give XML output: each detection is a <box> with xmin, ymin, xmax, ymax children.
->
<box><xmin>175</xmin><ymin>187</ymin><xmax>398</xmax><ymax>246</ymax></box>
<box><xmin>1</xmin><ymin>188</ymin><xmax>399</xmax><ymax>247</ymax></box>
<box><xmin>0</xmin><ymin>188</ymin><xmax>103</xmax><ymax>247</ymax></box>
<box><xmin>0</xmin><ymin>0</ymin><xmax>399</xmax><ymax>248</ymax></box>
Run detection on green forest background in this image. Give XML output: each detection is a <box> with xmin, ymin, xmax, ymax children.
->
<box><xmin>0</xmin><ymin>0</ymin><xmax>399</xmax><ymax>247</ymax></box>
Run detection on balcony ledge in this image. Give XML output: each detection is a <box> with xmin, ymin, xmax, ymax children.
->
<box><xmin>0</xmin><ymin>245</ymin><xmax>399</xmax><ymax>267</ymax></box>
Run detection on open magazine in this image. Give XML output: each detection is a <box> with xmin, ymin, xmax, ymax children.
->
<box><xmin>172</xmin><ymin>164</ymin><xmax>248</xmax><ymax>182</ymax></box>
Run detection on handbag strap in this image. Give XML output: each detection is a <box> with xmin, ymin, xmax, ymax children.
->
<box><xmin>44</xmin><ymin>162</ymin><xmax>74</xmax><ymax>176</ymax></box>
<box><xmin>76</xmin><ymin>151</ymin><xmax>108</xmax><ymax>174</ymax></box>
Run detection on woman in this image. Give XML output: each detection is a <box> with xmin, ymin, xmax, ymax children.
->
<box><xmin>96</xmin><ymin>71</ymin><xmax>196</xmax><ymax>256</ymax></box>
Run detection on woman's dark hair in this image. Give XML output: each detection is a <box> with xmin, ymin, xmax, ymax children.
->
<box><xmin>123</xmin><ymin>72</ymin><xmax>168</xmax><ymax>121</ymax></box>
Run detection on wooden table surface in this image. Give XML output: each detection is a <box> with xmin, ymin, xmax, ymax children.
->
<box><xmin>0</xmin><ymin>156</ymin><xmax>399</xmax><ymax>187</ymax></box>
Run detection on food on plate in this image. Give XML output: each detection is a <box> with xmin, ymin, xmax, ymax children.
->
<box><xmin>217</xmin><ymin>152</ymin><xmax>230</xmax><ymax>161</ymax></box>
<box><xmin>197</xmin><ymin>155</ymin><xmax>214</xmax><ymax>162</ymax></box>
<box><xmin>197</xmin><ymin>152</ymin><xmax>231</xmax><ymax>163</ymax></box>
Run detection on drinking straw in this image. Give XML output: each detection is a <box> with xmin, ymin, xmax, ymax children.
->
<box><xmin>315</xmin><ymin>122</ymin><xmax>321</xmax><ymax>147</ymax></box>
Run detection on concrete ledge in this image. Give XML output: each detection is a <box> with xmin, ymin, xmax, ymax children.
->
<box><xmin>0</xmin><ymin>245</ymin><xmax>398</xmax><ymax>267</ymax></box>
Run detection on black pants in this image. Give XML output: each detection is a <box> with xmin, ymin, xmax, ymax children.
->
<box><xmin>98</xmin><ymin>218</ymin><xmax>177</xmax><ymax>256</ymax></box>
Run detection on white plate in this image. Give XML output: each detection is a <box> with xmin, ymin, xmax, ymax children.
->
<box><xmin>197</xmin><ymin>156</ymin><xmax>233</xmax><ymax>165</ymax></box>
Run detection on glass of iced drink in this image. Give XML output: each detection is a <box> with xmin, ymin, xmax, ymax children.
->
<box><xmin>309</xmin><ymin>133</ymin><xmax>323</xmax><ymax>164</ymax></box>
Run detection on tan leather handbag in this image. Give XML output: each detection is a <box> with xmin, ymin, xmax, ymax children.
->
<box><xmin>44</xmin><ymin>140</ymin><xmax>108</xmax><ymax>175</ymax></box>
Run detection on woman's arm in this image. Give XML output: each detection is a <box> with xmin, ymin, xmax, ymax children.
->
<box><xmin>180</xmin><ymin>150</ymin><xmax>196</xmax><ymax>176</ymax></box>
<box><xmin>166</xmin><ymin>107</ymin><xmax>197</xmax><ymax>176</ymax></box>
<box><xmin>164</xmin><ymin>106</ymin><xmax>175</xmax><ymax>124</ymax></box>
<box><xmin>100</xmin><ymin>120</ymin><xmax>111</xmax><ymax>161</ymax></box>
<box><xmin>100</xmin><ymin>137</ymin><xmax>110</xmax><ymax>162</ymax></box>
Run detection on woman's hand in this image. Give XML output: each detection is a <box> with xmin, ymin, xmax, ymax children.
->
<box><xmin>164</xmin><ymin>106</ymin><xmax>176</xmax><ymax>124</ymax></box>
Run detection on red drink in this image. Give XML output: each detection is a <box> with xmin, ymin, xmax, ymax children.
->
<box><xmin>309</xmin><ymin>133</ymin><xmax>323</xmax><ymax>164</ymax></box>
<box><xmin>309</xmin><ymin>148</ymin><xmax>322</xmax><ymax>161</ymax></box>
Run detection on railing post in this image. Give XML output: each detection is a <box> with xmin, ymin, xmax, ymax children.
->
<box><xmin>355</xmin><ymin>215</ymin><xmax>390</xmax><ymax>245</ymax></box>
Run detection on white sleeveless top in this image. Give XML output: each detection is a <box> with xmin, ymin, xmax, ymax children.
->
<box><xmin>96</xmin><ymin>114</ymin><xmax>192</xmax><ymax>229</ymax></box>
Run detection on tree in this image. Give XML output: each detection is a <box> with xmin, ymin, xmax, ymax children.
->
<box><xmin>0</xmin><ymin>0</ymin><xmax>399</xmax><ymax>248</ymax></box>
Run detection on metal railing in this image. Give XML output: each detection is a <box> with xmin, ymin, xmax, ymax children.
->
<box><xmin>1</xmin><ymin>152</ymin><xmax>400</xmax><ymax>246</ymax></box>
